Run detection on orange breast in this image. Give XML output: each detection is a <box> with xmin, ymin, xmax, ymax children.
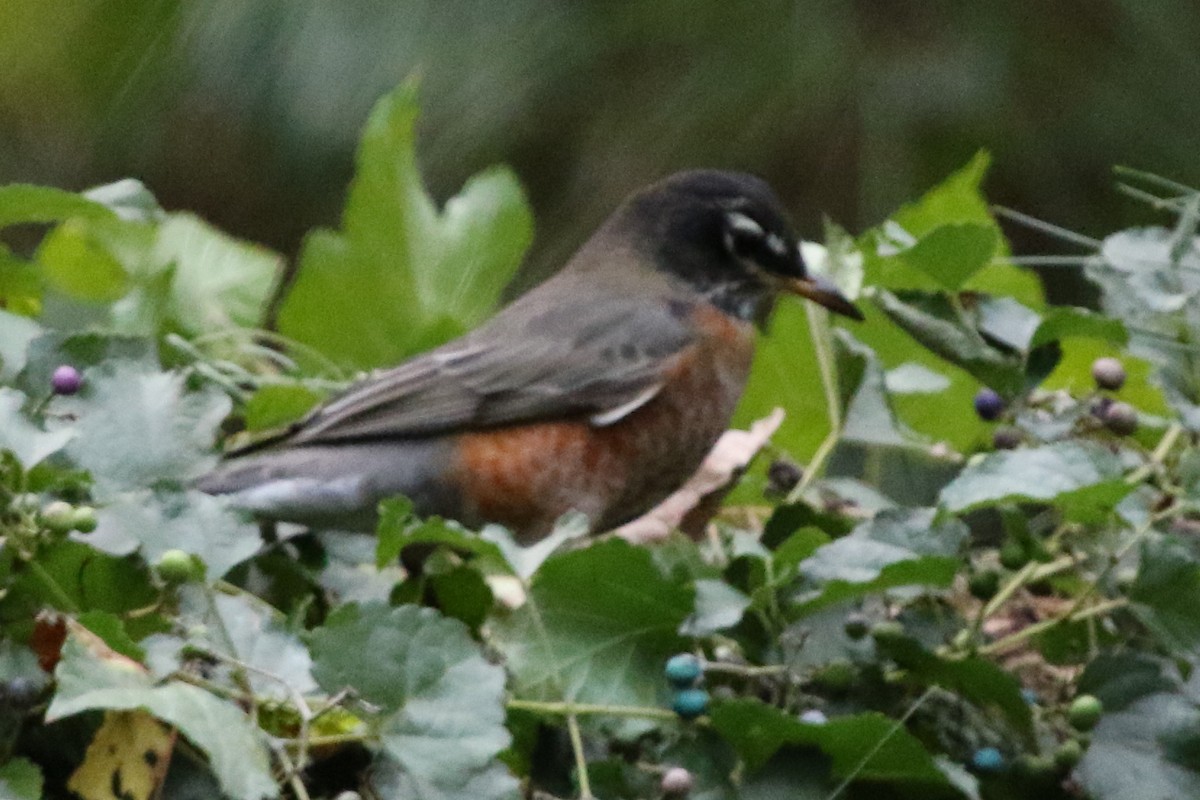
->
<box><xmin>450</xmin><ymin>303</ymin><xmax>756</xmax><ymax>542</ymax></box>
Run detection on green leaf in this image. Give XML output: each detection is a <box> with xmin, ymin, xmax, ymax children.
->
<box><xmin>884</xmin><ymin>362</ymin><xmax>950</xmax><ymax>395</ymax></box>
<box><xmin>901</xmin><ymin>223</ymin><xmax>998</xmax><ymax>291</ymax></box>
<box><xmin>277</xmin><ymin>81</ymin><xmax>534</xmax><ymax>370</ymax></box>
<box><xmin>0</xmin><ymin>184</ymin><xmax>115</xmax><ymax>228</ymax></box>
<box><xmin>36</xmin><ymin>217</ymin><xmax>133</xmax><ymax>302</ymax></box>
<box><xmin>0</xmin><ymin>541</ymin><xmax>156</xmax><ymax>623</ymax></box>
<box><xmin>375</xmin><ymin>498</ymin><xmax>509</xmax><ymax>572</ymax></box>
<box><xmin>52</xmin><ymin>360</ymin><xmax>230</xmax><ymax>496</ymax></box>
<box><xmin>243</xmin><ymin>384</ymin><xmax>323</xmax><ymax>431</ymax></box>
<box><xmin>151</xmin><ymin>213</ymin><xmax>280</xmax><ymax>334</ymax></box>
<box><xmin>710</xmin><ymin>699</ymin><xmax>948</xmax><ymax>785</ymax></box>
<box><xmin>1130</xmin><ymin>535</ymin><xmax>1200</xmax><ymax>656</ymax></box>
<box><xmin>1028</xmin><ymin>306</ymin><xmax>1128</xmax><ymax>351</ymax></box>
<box><xmin>1077</xmin><ymin>683</ymin><xmax>1200</xmax><ymax>800</ymax></box>
<box><xmin>792</xmin><ymin>508</ymin><xmax>966</xmax><ymax>614</ymax></box>
<box><xmin>872</xmin><ymin>289</ymin><xmax>1025</xmax><ymax>398</ymax></box>
<box><xmin>310</xmin><ymin>603</ymin><xmax>514</xmax><ymax>799</ymax></box>
<box><xmin>479</xmin><ymin>512</ymin><xmax>590</xmax><ymax>580</ymax></box>
<box><xmin>1077</xmin><ymin>652</ymin><xmax>1177</xmax><ymax>712</ymax></box>
<box><xmin>490</xmin><ymin>538</ymin><xmax>693</xmax><ymax>708</ymax></box>
<box><xmin>47</xmin><ymin>635</ymin><xmax>275</xmax><ymax>800</ymax></box>
<box><xmin>0</xmin><ymin>758</ymin><xmax>42</xmax><ymax>800</ymax></box>
<box><xmin>16</xmin><ymin>329</ymin><xmax>155</xmax><ymax>397</ymax></box>
<box><xmin>89</xmin><ymin>489</ymin><xmax>261</xmax><ymax>579</ymax></box>
<box><xmin>682</xmin><ymin>579</ymin><xmax>752</xmax><ymax>636</ymax></box>
<box><xmin>0</xmin><ymin>310</ymin><xmax>41</xmax><ymax>382</ymax></box>
<box><xmin>0</xmin><ymin>387</ymin><xmax>73</xmax><ymax>467</ymax></box>
<box><xmin>873</xmin><ymin>635</ymin><xmax>1032</xmax><ymax>737</ymax></box>
<box><xmin>893</xmin><ymin>150</ymin><xmax>996</xmax><ymax>236</ymax></box>
<box><xmin>0</xmin><ymin>247</ymin><xmax>41</xmax><ymax>318</ymax></box>
<box><xmin>938</xmin><ymin>441</ymin><xmax>1132</xmax><ymax>522</ymax></box>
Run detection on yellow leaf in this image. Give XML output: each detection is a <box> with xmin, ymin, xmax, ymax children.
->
<box><xmin>68</xmin><ymin>710</ymin><xmax>175</xmax><ymax>800</ymax></box>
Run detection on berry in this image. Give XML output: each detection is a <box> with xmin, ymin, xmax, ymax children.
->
<box><xmin>672</xmin><ymin>688</ymin><xmax>710</xmax><ymax>720</ymax></box>
<box><xmin>766</xmin><ymin>459</ymin><xmax>803</xmax><ymax>494</ymax></box>
<box><xmin>843</xmin><ymin>612</ymin><xmax>870</xmax><ymax>640</ymax></box>
<box><xmin>1068</xmin><ymin>695</ymin><xmax>1103</xmax><ymax>731</ymax></box>
<box><xmin>51</xmin><ymin>365</ymin><xmax>82</xmax><ymax>396</ymax></box>
<box><xmin>799</xmin><ymin>709</ymin><xmax>828</xmax><ymax>725</ymax></box>
<box><xmin>41</xmin><ymin>500</ymin><xmax>76</xmax><ymax>534</ymax></box>
<box><xmin>661</xmin><ymin>766</ymin><xmax>694</xmax><ymax>796</ymax></box>
<box><xmin>1015</xmin><ymin>754</ymin><xmax>1056</xmax><ymax>779</ymax></box>
<box><xmin>971</xmin><ymin>746</ymin><xmax>1004</xmax><ymax>772</ymax></box>
<box><xmin>156</xmin><ymin>549</ymin><xmax>202</xmax><ymax>584</ymax></box>
<box><xmin>1054</xmin><ymin>739</ymin><xmax>1083</xmax><ymax>769</ymax></box>
<box><xmin>1021</xmin><ymin>688</ymin><xmax>1040</xmax><ymax>706</ymax></box>
<box><xmin>999</xmin><ymin>540</ymin><xmax>1030</xmax><ymax>571</ymax></box>
<box><xmin>1091</xmin><ymin>357</ymin><xmax>1126</xmax><ymax>391</ymax></box>
<box><xmin>974</xmin><ymin>388</ymin><xmax>1005</xmax><ymax>421</ymax></box>
<box><xmin>1104</xmin><ymin>402</ymin><xmax>1137</xmax><ymax>436</ymax></box>
<box><xmin>664</xmin><ymin>653</ymin><xmax>703</xmax><ymax>687</ymax></box>
<box><xmin>71</xmin><ymin>506</ymin><xmax>98</xmax><ymax>534</ymax></box>
<box><xmin>968</xmin><ymin>570</ymin><xmax>1001</xmax><ymax>601</ymax></box>
<box><xmin>870</xmin><ymin>620</ymin><xmax>906</xmax><ymax>645</ymax></box>
<box><xmin>992</xmin><ymin>426</ymin><xmax>1022</xmax><ymax>450</ymax></box>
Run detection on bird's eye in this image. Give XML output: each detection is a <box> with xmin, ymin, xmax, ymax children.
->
<box><xmin>723</xmin><ymin>211</ymin><xmax>791</xmax><ymax>269</ymax></box>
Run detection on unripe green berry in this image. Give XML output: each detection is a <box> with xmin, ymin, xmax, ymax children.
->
<box><xmin>811</xmin><ymin>660</ymin><xmax>856</xmax><ymax>693</ymax></box>
<box><xmin>1054</xmin><ymin>739</ymin><xmax>1083</xmax><ymax>769</ymax></box>
<box><xmin>969</xmin><ymin>570</ymin><xmax>1001</xmax><ymax>600</ymax></box>
<box><xmin>71</xmin><ymin>506</ymin><xmax>98</xmax><ymax>534</ymax></box>
<box><xmin>999</xmin><ymin>540</ymin><xmax>1030</xmax><ymax>571</ymax></box>
<box><xmin>843</xmin><ymin>612</ymin><xmax>870</xmax><ymax>640</ymax></box>
<box><xmin>1068</xmin><ymin>695</ymin><xmax>1103</xmax><ymax>731</ymax></box>
<box><xmin>41</xmin><ymin>500</ymin><xmax>76</xmax><ymax>534</ymax></box>
<box><xmin>156</xmin><ymin>549</ymin><xmax>202</xmax><ymax>584</ymax></box>
<box><xmin>870</xmin><ymin>620</ymin><xmax>906</xmax><ymax>645</ymax></box>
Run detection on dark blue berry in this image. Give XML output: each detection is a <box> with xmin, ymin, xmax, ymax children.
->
<box><xmin>664</xmin><ymin>653</ymin><xmax>703</xmax><ymax>687</ymax></box>
<box><xmin>974</xmin><ymin>388</ymin><xmax>1005</xmax><ymax>421</ymax></box>
<box><xmin>971</xmin><ymin>747</ymin><xmax>1005</xmax><ymax>772</ymax></box>
<box><xmin>672</xmin><ymin>688</ymin><xmax>710</xmax><ymax>720</ymax></box>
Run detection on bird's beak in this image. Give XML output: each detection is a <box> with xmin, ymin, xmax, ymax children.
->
<box><xmin>783</xmin><ymin>274</ymin><xmax>864</xmax><ymax>320</ymax></box>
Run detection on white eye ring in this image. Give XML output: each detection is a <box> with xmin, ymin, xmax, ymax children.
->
<box><xmin>723</xmin><ymin>211</ymin><xmax>763</xmax><ymax>256</ymax></box>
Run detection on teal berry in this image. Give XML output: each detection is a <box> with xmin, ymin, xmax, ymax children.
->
<box><xmin>971</xmin><ymin>747</ymin><xmax>1004</xmax><ymax>773</ymax></box>
<box><xmin>973</xmin><ymin>388</ymin><xmax>1005</xmax><ymax>421</ymax></box>
<box><xmin>664</xmin><ymin>653</ymin><xmax>703</xmax><ymax>687</ymax></box>
<box><xmin>672</xmin><ymin>688</ymin><xmax>710</xmax><ymax>720</ymax></box>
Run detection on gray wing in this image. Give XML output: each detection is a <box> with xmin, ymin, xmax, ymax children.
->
<box><xmin>285</xmin><ymin>293</ymin><xmax>696</xmax><ymax>445</ymax></box>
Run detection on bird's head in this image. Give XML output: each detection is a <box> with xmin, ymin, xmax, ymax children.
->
<box><xmin>622</xmin><ymin>170</ymin><xmax>863</xmax><ymax>324</ymax></box>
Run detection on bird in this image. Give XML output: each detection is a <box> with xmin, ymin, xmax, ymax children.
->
<box><xmin>195</xmin><ymin>170</ymin><xmax>862</xmax><ymax>543</ymax></box>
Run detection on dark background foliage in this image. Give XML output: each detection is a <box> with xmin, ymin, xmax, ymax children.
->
<box><xmin>3</xmin><ymin>1</ymin><xmax>1198</xmax><ymax>297</ymax></box>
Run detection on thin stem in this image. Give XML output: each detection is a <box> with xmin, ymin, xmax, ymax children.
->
<box><xmin>991</xmin><ymin>206</ymin><xmax>1102</xmax><ymax>249</ymax></box>
<box><xmin>1115</xmin><ymin>183</ymin><xmax>1187</xmax><ymax>212</ymax></box>
<box><xmin>979</xmin><ymin>598</ymin><xmax>1128</xmax><ymax>656</ymax></box>
<box><xmin>1113</xmin><ymin>166</ymin><xmax>1200</xmax><ymax>196</ymax></box>
<box><xmin>789</xmin><ymin>304</ymin><xmax>841</xmax><ymax>500</ymax></box>
<box><xmin>506</xmin><ymin>699</ymin><xmax>678</xmax><ymax>721</ymax></box>
<box><xmin>1124</xmin><ymin>422</ymin><xmax>1183</xmax><ymax>486</ymax></box>
<box><xmin>823</xmin><ymin>687</ymin><xmax>934</xmax><ymax>800</ymax></box>
<box><xmin>999</xmin><ymin>255</ymin><xmax>1094</xmax><ymax>268</ymax></box>
<box><xmin>567</xmin><ymin>714</ymin><xmax>592</xmax><ymax>800</ymax></box>
<box><xmin>28</xmin><ymin>561</ymin><xmax>80</xmax><ymax>613</ymax></box>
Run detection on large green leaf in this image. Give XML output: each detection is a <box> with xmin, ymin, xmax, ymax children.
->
<box><xmin>52</xmin><ymin>360</ymin><xmax>230</xmax><ymax>496</ymax></box>
<box><xmin>792</xmin><ymin>508</ymin><xmax>966</xmax><ymax>614</ymax></box>
<box><xmin>47</xmin><ymin>636</ymin><xmax>275</xmax><ymax>800</ymax></box>
<box><xmin>89</xmin><ymin>490</ymin><xmax>261</xmax><ymax>580</ymax></box>
<box><xmin>710</xmin><ymin>699</ymin><xmax>949</xmax><ymax>786</ymax></box>
<box><xmin>0</xmin><ymin>184</ymin><xmax>115</xmax><ymax>229</ymax></box>
<box><xmin>0</xmin><ymin>387</ymin><xmax>73</xmax><ymax>467</ymax></box>
<box><xmin>310</xmin><ymin>603</ymin><xmax>516</xmax><ymax>800</ymax></box>
<box><xmin>277</xmin><ymin>81</ymin><xmax>534</xmax><ymax>370</ymax></box>
<box><xmin>1130</xmin><ymin>535</ymin><xmax>1200</xmax><ymax>656</ymax></box>
<box><xmin>490</xmin><ymin>538</ymin><xmax>693</xmax><ymax>708</ymax></box>
<box><xmin>939</xmin><ymin>441</ymin><xmax>1131</xmax><ymax>523</ymax></box>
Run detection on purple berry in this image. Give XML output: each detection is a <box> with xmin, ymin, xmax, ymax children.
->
<box><xmin>973</xmin><ymin>388</ymin><xmax>1005</xmax><ymax>421</ymax></box>
<box><xmin>1104</xmin><ymin>402</ymin><xmax>1137</xmax><ymax>436</ymax></box>
<box><xmin>1091</xmin><ymin>357</ymin><xmax>1126</xmax><ymax>391</ymax></box>
<box><xmin>992</xmin><ymin>426</ymin><xmax>1022</xmax><ymax>450</ymax></box>
<box><xmin>661</xmin><ymin>767</ymin><xmax>694</xmax><ymax>796</ymax></box>
<box><xmin>51</xmin><ymin>365</ymin><xmax>82</xmax><ymax>396</ymax></box>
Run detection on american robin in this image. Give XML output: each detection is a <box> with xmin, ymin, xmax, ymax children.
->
<box><xmin>195</xmin><ymin>170</ymin><xmax>862</xmax><ymax>543</ymax></box>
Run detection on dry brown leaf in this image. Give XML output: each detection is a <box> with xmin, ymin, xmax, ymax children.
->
<box><xmin>616</xmin><ymin>408</ymin><xmax>785</xmax><ymax>544</ymax></box>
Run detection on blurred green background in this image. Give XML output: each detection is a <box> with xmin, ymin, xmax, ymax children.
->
<box><xmin>3</xmin><ymin>0</ymin><xmax>1198</xmax><ymax>297</ymax></box>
